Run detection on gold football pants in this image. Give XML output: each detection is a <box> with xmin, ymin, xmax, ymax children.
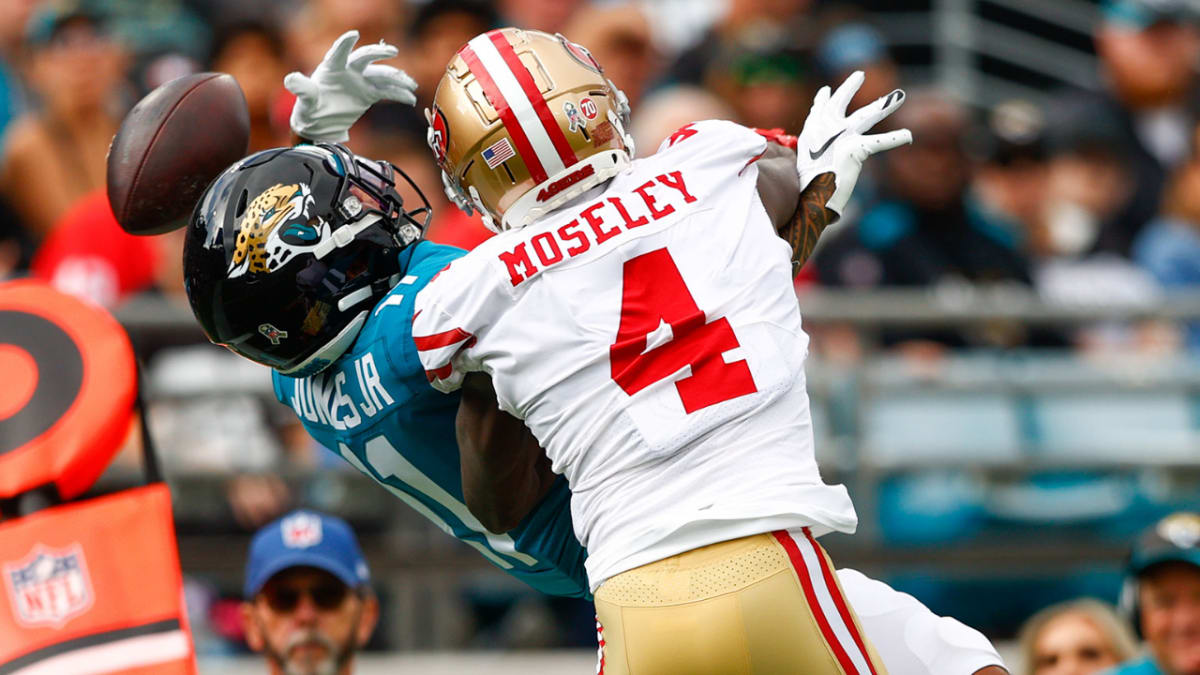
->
<box><xmin>594</xmin><ymin>528</ymin><xmax>887</xmax><ymax>675</ymax></box>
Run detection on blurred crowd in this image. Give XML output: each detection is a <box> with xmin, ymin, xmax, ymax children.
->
<box><xmin>1014</xmin><ymin>511</ymin><xmax>1200</xmax><ymax>675</ymax></box>
<box><xmin>0</xmin><ymin>0</ymin><xmax>1197</xmax><ymax>348</ymax></box>
<box><xmin>0</xmin><ymin>0</ymin><xmax>1198</xmax><ymax>661</ymax></box>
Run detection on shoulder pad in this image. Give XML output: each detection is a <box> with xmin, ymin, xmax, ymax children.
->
<box><xmin>653</xmin><ymin>119</ymin><xmax>767</xmax><ymax>160</ymax></box>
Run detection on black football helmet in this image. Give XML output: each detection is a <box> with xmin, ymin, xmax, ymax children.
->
<box><xmin>183</xmin><ymin>143</ymin><xmax>431</xmax><ymax>377</ymax></box>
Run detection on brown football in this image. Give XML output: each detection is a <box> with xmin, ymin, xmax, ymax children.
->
<box><xmin>106</xmin><ymin>72</ymin><xmax>250</xmax><ymax>235</ymax></box>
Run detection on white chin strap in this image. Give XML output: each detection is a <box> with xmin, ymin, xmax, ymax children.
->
<box><xmin>312</xmin><ymin>212</ymin><xmax>383</xmax><ymax>260</ymax></box>
<box><xmin>498</xmin><ymin>150</ymin><xmax>630</xmax><ymax>231</ymax></box>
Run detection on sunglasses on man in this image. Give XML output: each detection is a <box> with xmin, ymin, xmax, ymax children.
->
<box><xmin>261</xmin><ymin>581</ymin><xmax>354</xmax><ymax>613</ymax></box>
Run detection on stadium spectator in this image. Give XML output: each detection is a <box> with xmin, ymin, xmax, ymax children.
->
<box><xmin>1033</xmin><ymin>97</ymin><xmax>1163</xmax><ymax>349</ymax></box>
<box><xmin>704</xmin><ymin>35</ymin><xmax>810</xmax><ymax>131</ymax></box>
<box><xmin>667</xmin><ymin>0</ymin><xmax>814</xmax><ymax>88</ymax></box>
<box><xmin>30</xmin><ymin>190</ymin><xmax>159</xmax><ymax>307</ymax></box>
<box><xmin>1134</xmin><ymin>152</ymin><xmax>1200</xmax><ymax>351</ymax></box>
<box><xmin>241</xmin><ymin>510</ymin><xmax>379</xmax><ymax>675</ymax></box>
<box><xmin>1038</xmin><ymin>100</ymin><xmax>1134</xmax><ymax>266</ymax></box>
<box><xmin>970</xmin><ymin>99</ymin><xmax>1164</xmax><ymax>348</ymax></box>
<box><xmin>1018</xmin><ymin>599</ymin><xmax>1138</xmax><ymax>675</ymax></box>
<box><xmin>210</xmin><ymin>20</ymin><xmax>292</xmax><ymax>153</ymax></box>
<box><xmin>404</xmin><ymin>0</ymin><xmax>496</xmax><ymax>110</ymax></box>
<box><xmin>381</xmin><ymin>1</ymin><xmax>496</xmax><ymax>251</ymax></box>
<box><xmin>813</xmin><ymin>91</ymin><xmax>1046</xmax><ymax>349</ymax></box>
<box><xmin>630</xmin><ymin>85</ymin><xmax>735</xmax><ymax>157</ymax></box>
<box><xmin>972</xmin><ymin>100</ymin><xmax>1049</xmax><ymax>256</ymax></box>
<box><xmin>813</xmin><ymin>92</ymin><xmax>1019</xmax><ymax>288</ymax></box>
<box><xmin>0</xmin><ymin>0</ymin><xmax>36</xmax><ymax>143</ymax></box>
<box><xmin>286</xmin><ymin>0</ymin><xmax>407</xmax><ymax>73</ymax></box>
<box><xmin>816</xmin><ymin>20</ymin><xmax>899</xmax><ymax>114</ymax></box>
<box><xmin>98</xmin><ymin>0</ymin><xmax>209</xmax><ymax>95</ymax></box>
<box><xmin>0</xmin><ymin>4</ymin><xmax>128</xmax><ymax>238</ymax></box>
<box><xmin>1086</xmin><ymin>0</ymin><xmax>1200</xmax><ymax>256</ymax></box>
<box><xmin>562</xmin><ymin>3</ymin><xmax>656</xmax><ymax>108</ymax></box>
<box><xmin>1106</xmin><ymin>512</ymin><xmax>1200</xmax><ymax>675</ymax></box>
<box><xmin>496</xmin><ymin>0</ymin><xmax>584</xmax><ymax>35</ymax></box>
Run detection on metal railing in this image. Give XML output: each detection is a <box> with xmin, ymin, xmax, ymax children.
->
<box><xmin>872</xmin><ymin>0</ymin><xmax>1102</xmax><ymax>107</ymax></box>
<box><xmin>114</xmin><ymin>289</ymin><xmax>1200</xmax><ymax>647</ymax></box>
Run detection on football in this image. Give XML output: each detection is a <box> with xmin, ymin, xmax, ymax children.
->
<box><xmin>106</xmin><ymin>72</ymin><xmax>250</xmax><ymax>235</ymax></box>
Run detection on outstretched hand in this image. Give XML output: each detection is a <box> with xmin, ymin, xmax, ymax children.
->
<box><xmin>284</xmin><ymin>30</ymin><xmax>418</xmax><ymax>143</ymax></box>
<box><xmin>795</xmin><ymin>70</ymin><xmax>912</xmax><ymax>218</ymax></box>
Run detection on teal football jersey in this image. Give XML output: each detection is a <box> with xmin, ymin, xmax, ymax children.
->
<box><xmin>272</xmin><ymin>240</ymin><xmax>587</xmax><ymax>598</ymax></box>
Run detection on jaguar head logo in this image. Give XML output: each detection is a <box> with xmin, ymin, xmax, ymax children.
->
<box><xmin>229</xmin><ymin>183</ymin><xmax>327</xmax><ymax>278</ymax></box>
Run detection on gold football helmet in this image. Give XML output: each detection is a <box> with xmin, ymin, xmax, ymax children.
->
<box><xmin>426</xmin><ymin>27</ymin><xmax>634</xmax><ymax>232</ymax></box>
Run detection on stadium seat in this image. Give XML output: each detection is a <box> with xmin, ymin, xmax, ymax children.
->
<box><xmin>1031</xmin><ymin>391</ymin><xmax>1196</xmax><ymax>461</ymax></box>
<box><xmin>878</xmin><ymin>472</ymin><xmax>986</xmax><ymax>544</ymax></box>
<box><xmin>862</xmin><ymin>393</ymin><xmax>1022</xmax><ymax>466</ymax></box>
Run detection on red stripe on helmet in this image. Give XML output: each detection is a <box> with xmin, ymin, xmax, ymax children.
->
<box><xmin>488</xmin><ymin>30</ymin><xmax>579</xmax><ymax>170</ymax></box>
<box><xmin>459</xmin><ymin>42</ymin><xmax>549</xmax><ymax>184</ymax></box>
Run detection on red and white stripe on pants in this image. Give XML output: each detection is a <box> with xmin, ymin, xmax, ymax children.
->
<box><xmin>595</xmin><ymin>616</ymin><xmax>606</xmax><ymax>675</ymax></box>
<box><xmin>774</xmin><ymin>527</ymin><xmax>880</xmax><ymax>675</ymax></box>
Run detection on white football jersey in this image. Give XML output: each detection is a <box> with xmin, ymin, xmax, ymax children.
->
<box><xmin>413</xmin><ymin>120</ymin><xmax>856</xmax><ymax>590</ymax></box>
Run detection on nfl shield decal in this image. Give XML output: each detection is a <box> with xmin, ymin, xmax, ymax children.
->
<box><xmin>281</xmin><ymin>512</ymin><xmax>323</xmax><ymax>548</ymax></box>
<box><xmin>5</xmin><ymin>544</ymin><xmax>94</xmax><ymax>628</ymax></box>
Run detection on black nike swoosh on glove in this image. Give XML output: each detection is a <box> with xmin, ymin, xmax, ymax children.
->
<box><xmin>809</xmin><ymin>129</ymin><xmax>846</xmax><ymax>160</ymax></box>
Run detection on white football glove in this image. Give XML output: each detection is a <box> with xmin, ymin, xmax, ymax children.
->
<box><xmin>284</xmin><ymin>30</ymin><xmax>417</xmax><ymax>143</ymax></box>
<box><xmin>796</xmin><ymin>70</ymin><xmax>912</xmax><ymax>218</ymax></box>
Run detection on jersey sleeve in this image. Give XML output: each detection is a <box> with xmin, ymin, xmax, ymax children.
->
<box><xmin>410</xmin><ymin>254</ymin><xmax>504</xmax><ymax>393</ymax></box>
<box><xmin>653</xmin><ymin>119</ymin><xmax>769</xmax><ymax>167</ymax></box>
<box><xmin>655</xmin><ymin>119</ymin><xmax>801</xmax><ymax>231</ymax></box>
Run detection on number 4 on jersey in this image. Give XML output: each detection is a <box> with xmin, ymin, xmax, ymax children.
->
<box><xmin>609</xmin><ymin>248</ymin><xmax>757</xmax><ymax>413</ymax></box>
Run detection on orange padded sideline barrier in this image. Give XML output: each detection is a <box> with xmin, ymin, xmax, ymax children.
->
<box><xmin>0</xmin><ymin>280</ymin><xmax>137</xmax><ymax>500</ymax></box>
<box><xmin>0</xmin><ymin>280</ymin><xmax>195</xmax><ymax>673</ymax></box>
<box><xmin>0</xmin><ymin>484</ymin><xmax>196</xmax><ymax>673</ymax></box>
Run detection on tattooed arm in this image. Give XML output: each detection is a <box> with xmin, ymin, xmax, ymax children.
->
<box><xmin>783</xmin><ymin>172</ymin><xmax>837</xmax><ymax>267</ymax></box>
<box><xmin>752</xmin><ymin>141</ymin><xmax>837</xmax><ymax>267</ymax></box>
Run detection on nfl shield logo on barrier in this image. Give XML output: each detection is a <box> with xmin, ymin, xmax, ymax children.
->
<box><xmin>4</xmin><ymin>544</ymin><xmax>94</xmax><ymax>628</ymax></box>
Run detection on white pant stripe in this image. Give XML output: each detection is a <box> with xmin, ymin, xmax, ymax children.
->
<box><xmin>788</xmin><ymin>529</ymin><xmax>874</xmax><ymax>674</ymax></box>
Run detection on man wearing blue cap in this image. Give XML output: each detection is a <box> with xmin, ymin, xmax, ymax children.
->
<box><xmin>1107</xmin><ymin>512</ymin><xmax>1200</xmax><ymax>675</ymax></box>
<box><xmin>241</xmin><ymin>510</ymin><xmax>379</xmax><ymax>675</ymax></box>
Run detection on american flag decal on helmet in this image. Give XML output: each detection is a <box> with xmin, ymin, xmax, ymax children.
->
<box><xmin>482</xmin><ymin>138</ymin><xmax>516</xmax><ymax>169</ymax></box>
